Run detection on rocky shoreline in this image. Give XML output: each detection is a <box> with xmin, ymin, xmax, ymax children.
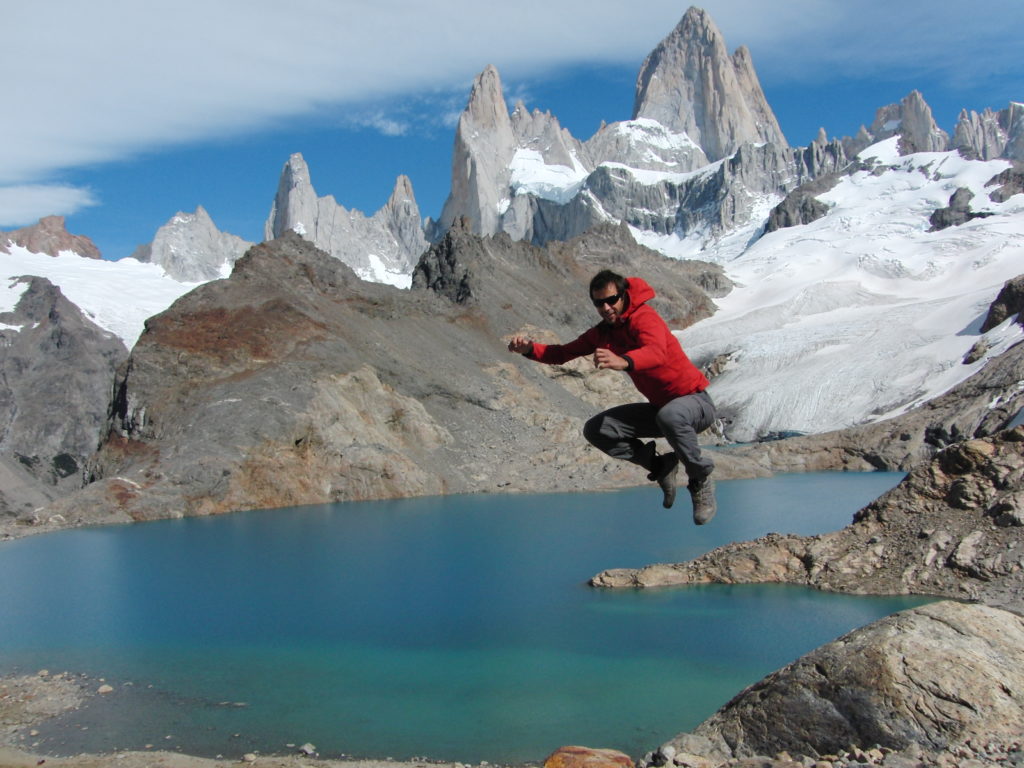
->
<box><xmin>0</xmin><ymin>671</ymin><xmax>516</xmax><ymax>768</ymax></box>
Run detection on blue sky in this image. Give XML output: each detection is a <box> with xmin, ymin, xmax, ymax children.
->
<box><xmin>3</xmin><ymin>0</ymin><xmax>1022</xmax><ymax>261</ymax></box>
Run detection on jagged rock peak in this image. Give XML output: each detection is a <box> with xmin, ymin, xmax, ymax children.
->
<box><xmin>954</xmin><ymin>102</ymin><xmax>1024</xmax><ymax>162</ymax></box>
<box><xmin>437</xmin><ymin>64</ymin><xmax>518</xmax><ymax>236</ymax></box>
<box><xmin>870</xmin><ymin>90</ymin><xmax>950</xmax><ymax>155</ymax></box>
<box><xmin>0</xmin><ymin>215</ymin><xmax>102</xmax><ymax>259</ymax></box>
<box><xmin>132</xmin><ymin>206</ymin><xmax>252</xmax><ymax>283</ymax></box>
<box><xmin>263</xmin><ymin>153</ymin><xmax>426</xmax><ymax>285</ymax></box>
<box><xmin>388</xmin><ymin>174</ymin><xmax>415</xmax><ymax>205</ymax></box>
<box><xmin>264</xmin><ymin>152</ymin><xmax>316</xmax><ymax>240</ymax></box>
<box><xmin>464</xmin><ymin>64</ymin><xmax>513</xmax><ymax>134</ymax></box>
<box><xmin>632</xmin><ymin>6</ymin><xmax>787</xmax><ymax>161</ymax></box>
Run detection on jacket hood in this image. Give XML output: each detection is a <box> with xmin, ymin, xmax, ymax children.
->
<box><xmin>622</xmin><ymin>276</ymin><xmax>655</xmax><ymax>318</ymax></box>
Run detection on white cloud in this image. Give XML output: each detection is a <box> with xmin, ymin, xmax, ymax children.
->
<box><xmin>0</xmin><ymin>185</ymin><xmax>98</xmax><ymax>228</ymax></box>
<box><xmin>2</xmin><ymin>0</ymin><xmax>1021</xmax><ymax>198</ymax></box>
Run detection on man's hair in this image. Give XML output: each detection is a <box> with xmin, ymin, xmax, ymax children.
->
<box><xmin>589</xmin><ymin>269</ymin><xmax>628</xmax><ymax>296</ymax></box>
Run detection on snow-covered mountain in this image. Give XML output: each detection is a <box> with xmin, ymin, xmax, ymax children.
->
<box><xmin>681</xmin><ymin>138</ymin><xmax>1024</xmax><ymax>441</ymax></box>
<box><xmin>1</xmin><ymin>237</ymin><xmax>201</xmax><ymax>348</ymax></box>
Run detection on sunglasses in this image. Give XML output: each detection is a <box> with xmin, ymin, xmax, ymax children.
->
<box><xmin>592</xmin><ymin>292</ymin><xmax>623</xmax><ymax>308</ymax></box>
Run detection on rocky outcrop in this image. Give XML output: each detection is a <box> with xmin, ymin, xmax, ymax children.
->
<box><xmin>34</xmin><ymin>227</ymin><xmax>719</xmax><ymax>532</ymax></box>
<box><xmin>0</xmin><ymin>216</ymin><xmax>101</xmax><ymax>259</ymax></box>
<box><xmin>632</xmin><ymin>6</ymin><xmax>787</xmax><ymax>161</ymax></box>
<box><xmin>131</xmin><ymin>206</ymin><xmax>252</xmax><ymax>282</ymax></box>
<box><xmin>594</xmin><ymin>426</ymin><xmax>1024</xmax><ymax>608</ymax></box>
<box><xmin>652</xmin><ymin>601</ymin><xmax>1024</xmax><ymax>766</ymax></box>
<box><xmin>980</xmin><ymin>274</ymin><xmax>1024</xmax><ymax>332</ymax></box>
<box><xmin>763</xmin><ymin>172</ymin><xmax>839</xmax><ymax>233</ymax></box>
<box><xmin>986</xmin><ymin>163</ymin><xmax>1024</xmax><ymax>203</ymax></box>
<box><xmin>928</xmin><ymin>187</ymin><xmax>995</xmax><ymax>231</ymax></box>
<box><xmin>0</xmin><ymin>277</ymin><xmax>128</xmax><ymax>525</ymax></box>
<box><xmin>264</xmin><ymin>153</ymin><xmax>427</xmax><ymax>284</ymax></box>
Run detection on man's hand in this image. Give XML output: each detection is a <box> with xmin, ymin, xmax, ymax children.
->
<box><xmin>593</xmin><ymin>348</ymin><xmax>628</xmax><ymax>370</ymax></box>
<box><xmin>507</xmin><ymin>335</ymin><xmax>534</xmax><ymax>355</ymax></box>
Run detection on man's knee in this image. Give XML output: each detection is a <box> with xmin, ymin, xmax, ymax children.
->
<box><xmin>657</xmin><ymin>393</ymin><xmax>714</xmax><ymax>435</ymax></box>
<box><xmin>583</xmin><ymin>413</ymin><xmax>605</xmax><ymax>447</ymax></box>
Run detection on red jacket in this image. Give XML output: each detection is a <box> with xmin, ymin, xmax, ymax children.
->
<box><xmin>527</xmin><ymin>276</ymin><xmax>709</xmax><ymax>407</ymax></box>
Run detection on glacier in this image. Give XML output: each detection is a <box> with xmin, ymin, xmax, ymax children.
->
<box><xmin>676</xmin><ymin>138</ymin><xmax>1024</xmax><ymax>441</ymax></box>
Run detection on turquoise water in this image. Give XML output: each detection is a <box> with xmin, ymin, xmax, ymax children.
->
<box><xmin>0</xmin><ymin>473</ymin><xmax>930</xmax><ymax>762</ymax></box>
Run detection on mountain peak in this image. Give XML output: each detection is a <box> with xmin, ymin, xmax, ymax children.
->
<box><xmin>632</xmin><ymin>5</ymin><xmax>787</xmax><ymax>160</ymax></box>
<box><xmin>0</xmin><ymin>215</ymin><xmax>102</xmax><ymax>259</ymax></box>
<box><xmin>870</xmin><ymin>90</ymin><xmax>949</xmax><ymax>154</ymax></box>
<box><xmin>438</xmin><ymin>64</ymin><xmax>517</xmax><ymax>235</ymax></box>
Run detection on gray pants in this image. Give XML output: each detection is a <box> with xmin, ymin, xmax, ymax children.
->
<box><xmin>583</xmin><ymin>391</ymin><xmax>716</xmax><ymax>481</ymax></box>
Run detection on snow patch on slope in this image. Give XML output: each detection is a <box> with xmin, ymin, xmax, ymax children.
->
<box><xmin>508</xmin><ymin>148</ymin><xmax>589</xmax><ymax>204</ymax></box>
<box><xmin>1</xmin><ymin>245</ymin><xmax>201</xmax><ymax>347</ymax></box>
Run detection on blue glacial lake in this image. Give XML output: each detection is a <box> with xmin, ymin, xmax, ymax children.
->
<box><xmin>0</xmin><ymin>472</ymin><xmax>931</xmax><ymax>763</ymax></box>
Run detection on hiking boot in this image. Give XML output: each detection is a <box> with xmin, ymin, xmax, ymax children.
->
<box><xmin>688</xmin><ymin>474</ymin><xmax>717</xmax><ymax>525</ymax></box>
<box><xmin>648</xmin><ymin>452</ymin><xmax>679</xmax><ymax>509</ymax></box>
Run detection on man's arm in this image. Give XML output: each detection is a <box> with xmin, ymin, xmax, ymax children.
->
<box><xmin>507</xmin><ymin>330</ymin><xmax>597</xmax><ymax>364</ymax></box>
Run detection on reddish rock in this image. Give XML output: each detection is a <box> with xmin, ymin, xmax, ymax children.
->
<box><xmin>544</xmin><ymin>746</ymin><xmax>634</xmax><ymax>768</ymax></box>
<box><xmin>0</xmin><ymin>215</ymin><xmax>102</xmax><ymax>259</ymax></box>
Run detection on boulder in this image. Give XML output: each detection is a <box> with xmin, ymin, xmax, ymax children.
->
<box><xmin>656</xmin><ymin>601</ymin><xmax>1024</xmax><ymax>764</ymax></box>
<box><xmin>545</xmin><ymin>746</ymin><xmax>633</xmax><ymax>768</ymax></box>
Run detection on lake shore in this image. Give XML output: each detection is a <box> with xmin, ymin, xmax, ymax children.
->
<box><xmin>0</xmin><ymin>672</ymin><xmax>518</xmax><ymax>768</ymax></box>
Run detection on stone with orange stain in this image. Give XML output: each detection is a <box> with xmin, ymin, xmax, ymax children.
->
<box><xmin>543</xmin><ymin>746</ymin><xmax>634</xmax><ymax>768</ymax></box>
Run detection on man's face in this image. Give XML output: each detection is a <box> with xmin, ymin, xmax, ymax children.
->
<box><xmin>591</xmin><ymin>282</ymin><xmax>625</xmax><ymax>324</ymax></box>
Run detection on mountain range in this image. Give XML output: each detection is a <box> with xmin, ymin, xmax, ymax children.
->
<box><xmin>0</xmin><ymin>4</ymin><xmax>1022</xmax><ymax>530</ymax></box>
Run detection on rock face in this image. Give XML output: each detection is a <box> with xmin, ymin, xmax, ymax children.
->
<box><xmin>131</xmin><ymin>206</ymin><xmax>252</xmax><ymax>282</ymax></box>
<box><xmin>593</xmin><ymin>426</ymin><xmax>1024</xmax><ymax>611</ymax></box>
<box><xmin>37</xmin><ymin>227</ymin><xmax>721</xmax><ymax>531</ymax></box>
<box><xmin>264</xmin><ymin>153</ymin><xmax>427</xmax><ymax>284</ymax></box>
<box><xmin>0</xmin><ymin>216</ymin><xmax>101</xmax><ymax>259</ymax></box>
<box><xmin>632</xmin><ymin>6</ymin><xmax>787</xmax><ymax>161</ymax></box>
<box><xmin>658</xmin><ymin>601</ymin><xmax>1024</xmax><ymax>764</ymax></box>
<box><xmin>980</xmin><ymin>274</ymin><xmax>1024</xmax><ymax>332</ymax></box>
<box><xmin>0</xmin><ymin>277</ymin><xmax>128</xmax><ymax>524</ymax></box>
<box><xmin>436</xmin><ymin>65</ymin><xmax>519</xmax><ymax>236</ymax></box>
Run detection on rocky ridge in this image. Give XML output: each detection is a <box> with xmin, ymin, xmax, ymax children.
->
<box><xmin>26</xmin><ymin>225</ymin><xmax>723</xmax><ymax>533</ymax></box>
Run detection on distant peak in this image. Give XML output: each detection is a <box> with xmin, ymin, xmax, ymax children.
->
<box><xmin>632</xmin><ymin>5</ymin><xmax>786</xmax><ymax>159</ymax></box>
<box><xmin>464</xmin><ymin>65</ymin><xmax>510</xmax><ymax>128</ymax></box>
<box><xmin>389</xmin><ymin>174</ymin><xmax>416</xmax><ymax>204</ymax></box>
<box><xmin>1</xmin><ymin>215</ymin><xmax>102</xmax><ymax>259</ymax></box>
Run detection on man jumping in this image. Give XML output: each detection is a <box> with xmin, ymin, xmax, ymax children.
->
<box><xmin>507</xmin><ymin>269</ymin><xmax>717</xmax><ymax>524</ymax></box>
